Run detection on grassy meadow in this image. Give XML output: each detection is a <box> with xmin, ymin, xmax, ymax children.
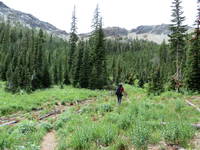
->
<box><xmin>0</xmin><ymin>84</ymin><xmax>200</xmax><ymax>150</ymax></box>
<box><xmin>0</xmin><ymin>82</ymin><xmax>104</xmax><ymax>116</ymax></box>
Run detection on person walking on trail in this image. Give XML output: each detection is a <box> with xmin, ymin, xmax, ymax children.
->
<box><xmin>115</xmin><ymin>83</ymin><xmax>125</xmax><ymax>105</ymax></box>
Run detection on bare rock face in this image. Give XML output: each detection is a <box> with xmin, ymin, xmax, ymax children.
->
<box><xmin>0</xmin><ymin>1</ymin><xmax>9</xmax><ymax>8</ymax></box>
<box><xmin>0</xmin><ymin>1</ymin><xmax>193</xmax><ymax>44</ymax></box>
<box><xmin>103</xmin><ymin>27</ymin><xmax>128</xmax><ymax>37</ymax></box>
<box><xmin>0</xmin><ymin>1</ymin><xmax>68</xmax><ymax>38</ymax></box>
<box><xmin>130</xmin><ymin>24</ymin><xmax>171</xmax><ymax>35</ymax></box>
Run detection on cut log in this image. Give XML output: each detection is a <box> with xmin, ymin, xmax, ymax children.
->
<box><xmin>160</xmin><ymin>122</ymin><xmax>200</xmax><ymax>129</ymax></box>
<box><xmin>39</xmin><ymin>110</ymin><xmax>61</xmax><ymax>120</ymax></box>
<box><xmin>185</xmin><ymin>100</ymin><xmax>200</xmax><ymax>112</ymax></box>
<box><xmin>0</xmin><ymin>120</ymin><xmax>19</xmax><ymax>127</ymax></box>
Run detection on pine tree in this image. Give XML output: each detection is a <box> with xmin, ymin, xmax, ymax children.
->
<box><xmin>186</xmin><ymin>0</ymin><xmax>200</xmax><ymax>92</ymax></box>
<box><xmin>111</xmin><ymin>57</ymin><xmax>117</xmax><ymax>83</ymax></box>
<box><xmin>169</xmin><ymin>0</ymin><xmax>187</xmax><ymax>91</ymax></box>
<box><xmin>32</xmin><ymin>29</ymin><xmax>45</xmax><ymax>90</ymax></box>
<box><xmin>73</xmin><ymin>40</ymin><xmax>84</xmax><ymax>87</ymax></box>
<box><xmin>68</xmin><ymin>6</ymin><xmax>78</xmax><ymax>73</ymax></box>
<box><xmin>79</xmin><ymin>46</ymin><xmax>90</xmax><ymax>88</ymax></box>
<box><xmin>148</xmin><ymin>67</ymin><xmax>163</xmax><ymax>95</ymax></box>
<box><xmin>89</xmin><ymin>5</ymin><xmax>107</xmax><ymax>89</ymax></box>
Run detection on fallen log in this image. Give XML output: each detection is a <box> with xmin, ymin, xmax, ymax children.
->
<box><xmin>160</xmin><ymin>122</ymin><xmax>200</xmax><ymax>129</ymax></box>
<box><xmin>185</xmin><ymin>100</ymin><xmax>200</xmax><ymax>112</ymax></box>
<box><xmin>0</xmin><ymin>120</ymin><xmax>19</xmax><ymax>127</ymax></box>
<box><xmin>39</xmin><ymin>110</ymin><xmax>61</xmax><ymax>120</ymax></box>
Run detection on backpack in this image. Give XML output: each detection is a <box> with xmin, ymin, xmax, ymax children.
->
<box><xmin>115</xmin><ymin>87</ymin><xmax>122</xmax><ymax>95</ymax></box>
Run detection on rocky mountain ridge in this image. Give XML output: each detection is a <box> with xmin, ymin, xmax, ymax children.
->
<box><xmin>0</xmin><ymin>1</ymin><xmax>193</xmax><ymax>44</ymax></box>
<box><xmin>0</xmin><ymin>1</ymin><xmax>68</xmax><ymax>38</ymax></box>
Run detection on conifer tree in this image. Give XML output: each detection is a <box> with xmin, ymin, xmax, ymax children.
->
<box><xmin>89</xmin><ymin>5</ymin><xmax>107</xmax><ymax>89</ymax></box>
<box><xmin>186</xmin><ymin>0</ymin><xmax>200</xmax><ymax>92</ymax></box>
<box><xmin>169</xmin><ymin>0</ymin><xmax>187</xmax><ymax>91</ymax></box>
<box><xmin>111</xmin><ymin>57</ymin><xmax>117</xmax><ymax>83</ymax></box>
<box><xmin>32</xmin><ymin>29</ymin><xmax>45</xmax><ymax>89</ymax></box>
<box><xmin>68</xmin><ymin>6</ymin><xmax>78</xmax><ymax>73</ymax></box>
<box><xmin>79</xmin><ymin>47</ymin><xmax>90</xmax><ymax>88</ymax></box>
<box><xmin>148</xmin><ymin>67</ymin><xmax>163</xmax><ymax>95</ymax></box>
<box><xmin>73</xmin><ymin>40</ymin><xmax>84</xmax><ymax>87</ymax></box>
<box><xmin>58</xmin><ymin>57</ymin><xmax>64</xmax><ymax>88</ymax></box>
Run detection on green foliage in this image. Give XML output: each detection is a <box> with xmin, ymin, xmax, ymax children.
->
<box><xmin>99</xmin><ymin>104</ymin><xmax>112</xmax><ymax>112</ymax></box>
<box><xmin>0</xmin><ymin>83</ymin><xmax>102</xmax><ymax>115</ymax></box>
<box><xmin>185</xmin><ymin>33</ymin><xmax>200</xmax><ymax>92</ymax></box>
<box><xmin>88</xmin><ymin>5</ymin><xmax>108</xmax><ymax>89</ymax></box>
<box><xmin>16</xmin><ymin>121</ymin><xmax>37</xmax><ymax>135</ymax></box>
<box><xmin>131</xmin><ymin>122</ymin><xmax>150</xmax><ymax>150</ymax></box>
<box><xmin>70</xmin><ymin>125</ymin><xmax>93</xmax><ymax>150</ymax></box>
<box><xmin>162</xmin><ymin>122</ymin><xmax>195</xmax><ymax>146</ymax></box>
<box><xmin>148</xmin><ymin>67</ymin><xmax>163</xmax><ymax>95</ymax></box>
<box><xmin>54</xmin><ymin>115</ymin><xmax>71</xmax><ymax>130</ymax></box>
<box><xmin>117</xmin><ymin>113</ymin><xmax>132</xmax><ymax>130</ymax></box>
<box><xmin>168</xmin><ymin>0</ymin><xmax>187</xmax><ymax>91</ymax></box>
<box><xmin>96</xmin><ymin>123</ymin><xmax>117</xmax><ymax>146</ymax></box>
<box><xmin>39</xmin><ymin>122</ymin><xmax>53</xmax><ymax>132</ymax></box>
<box><xmin>0</xmin><ymin>22</ymin><xmax>69</xmax><ymax>92</ymax></box>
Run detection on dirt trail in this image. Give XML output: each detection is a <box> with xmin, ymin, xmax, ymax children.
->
<box><xmin>192</xmin><ymin>132</ymin><xmax>200</xmax><ymax>150</ymax></box>
<box><xmin>39</xmin><ymin>99</ymin><xmax>97</xmax><ymax>150</ymax></box>
<box><xmin>41</xmin><ymin>131</ymin><xmax>57</xmax><ymax>150</ymax></box>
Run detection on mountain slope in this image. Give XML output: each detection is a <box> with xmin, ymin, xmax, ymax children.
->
<box><xmin>104</xmin><ymin>24</ymin><xmax>193</xmax><ymax>44</ymax></box>
<box><xmin>0</xmin><ymin>1</ymin><xmax>68</xmax><ymax>38</ymax></box>
<box><xmin>0</xmin><ymin>1</ymin><xmax>193</xmax><ymax>44</ymax></box>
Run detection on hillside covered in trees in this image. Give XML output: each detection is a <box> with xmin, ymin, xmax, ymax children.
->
<box><xmin>0</xmin><ymin>0</ymin><xmax>200</xmax><ymax>95</ymax></box>
<box><xmin>0</xmin><ymin>0</ymin><xmax>200</xmax><ymax>150</ymax></box>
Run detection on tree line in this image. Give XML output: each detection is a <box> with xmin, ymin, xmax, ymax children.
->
<box><xmin>0</xmin><ymin>5</ymin><xmax>108</xmax><ymax>92</ymax></box>
<box><xmin>0</xmin><ymin>1</ymin><xmax>200</xmax><ymax>94</ymax></box>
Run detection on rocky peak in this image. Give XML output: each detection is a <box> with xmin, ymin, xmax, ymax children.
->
<box><xmin>130</xmin><ymin>24</ymin><xmax>171</xmax><ymax>35</ymax></box>
<box><xmin>0</xmin><ymin>1</ymin><xmax>68</xmax><ymax>38</ymax></box>
<box><xmin>103</xmin><ymin>27</ymin><xmax>128</xmax><ymax>37</ymax></box>
<box><xmin>0</xmin><ymin>1</ymin><xmax>9</xmax><ymax>9</ymax></box>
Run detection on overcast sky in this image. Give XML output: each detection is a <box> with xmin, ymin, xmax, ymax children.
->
<box><xmin>1</xmin><ymin>0</ymin><xmax>198</xmax><ymax>33</ymax></box>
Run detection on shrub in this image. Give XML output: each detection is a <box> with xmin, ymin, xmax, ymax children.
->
<box><xmin>105</xmin><ymin>113</ymin><xmax>120</xmax><ymax>124</ymax></box>
<box><xmin>162</xmin><ymin>122</ymin><xmax>195</xmax><ymax>146</ymax></box>
<box><xmin>70</xmin><ymin>125</ymin><xmax>93</xmax><ymax>150</ymax></box>
<box><xmin>117</xmin><ymin>113</ymin><xmax>132</xmax><ymax>130</ymax></box>
<box><xmin>99</xmin><ymin>104</ymin><xmax>112</xmax><ymax>113</ymax></box>
<box><xmin>174</xmin><ymin>99</ymin><xmax>185</xmax><ymax>113</ymax></box>
<box><xmin>111</xmin><ymin>138</ymin><xmax>128</xmax><ymax>150</ymax></box>
<box><xmin>39</xmin><ymin>122</ymin><xmax>53</xmax><ymax>132</ymax></box>
<box><xmin>97</xmin><ymin>124</ymin><xmax>117</xmax><ymax>146</ymax></box>
<box><xmin>54</xmin><ymin>115</ymin><xmax>70</xmax><ymax>130</ymax></box>
<box><xmin>16</xmin><ymin>121</ymin><xmax>37</xmax><ymax>135</ymax></box>
<box><xmin>57</xmin><ymin>140</ymin><xmax>68</xmax><ymax>150</ymax></box>
<box><xmin>131</xmin><ymin>122</ymin><xmax>150</xmax><ymax>150</ymax></box>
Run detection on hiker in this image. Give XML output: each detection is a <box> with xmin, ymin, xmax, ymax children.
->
<box><xmin>115</xmin><ymin>83</ymin><xmax>124</xmax><ymax>105</ymax></box>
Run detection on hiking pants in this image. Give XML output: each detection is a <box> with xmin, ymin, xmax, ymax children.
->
<box><xmin>117</xmin><ymin>95</ymin><xmax>122</xmax><ymax>105</ymax></box>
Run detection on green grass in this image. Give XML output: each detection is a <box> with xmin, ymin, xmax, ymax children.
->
<box><xmin>0</xmin><ymin>82</ymin><xmax>104</xmax><ymax>116</ymax></box>
<box><xmin>0</xmin><ymin>120</ymin><xmax>46</xmax><ymax>150</ymax></box>
<box><xmin>0</xmin><ymin>83</ymin><xmax>200</xmax><ymax>150</ymax></box>
<box><xmin>55</xmin><ymin>85</ymin><xmax>200</xmax><ymax>150</ymax></box>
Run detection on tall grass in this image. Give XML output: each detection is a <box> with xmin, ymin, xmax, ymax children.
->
<box><xmin>0</xmin><ymin>83</ymin><xmax>104</xmax><ymax>116</ymax></box>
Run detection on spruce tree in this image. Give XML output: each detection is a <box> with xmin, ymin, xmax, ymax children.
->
<box><xmin>186</xmin><ymin>0</ymin><xmax>200</xmax><ymax>92</ymax></box>
<box><xmin>148</xmin><ymin>67</ymin><xmax>163</xmax><ymax>95</ymax></box>
<box><xmin>169</xmin><ymin>0</ymin><xmax>187</xmax><ymax>91</ymax></box>
<box><xmin>89</xmin><ymin>5</ymin><xmax>107</xmax><ymax>89</ymax></box>
<box><xmin>79</xmin><ymin>46</ymin><xmax>90</xmax><ymax>88</ymax></box>
<box><xmin>32</xmin><ymin>29</ymin><xmax>45</xmax><ymax>90</ymax></box>
<box><xmin>68</xmin><ymin>6</ymin><xmax>78</xmax><ymax>73</ymax></box>
<box><xmin>73</xmin><ymin>40</ymin><xmax>84</xmax><ymax>87</ymax></box>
